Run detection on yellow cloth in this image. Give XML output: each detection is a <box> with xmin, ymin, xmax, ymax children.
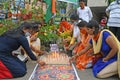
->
<box><xmin>92</xmin><ymin>29</ymin><xmax>120</xmax><ymax>78</ymax></box>
<box><xmin>70</xmin><ymin>37</ymin><xmax>76</xmax><ymax>45</ymax></box>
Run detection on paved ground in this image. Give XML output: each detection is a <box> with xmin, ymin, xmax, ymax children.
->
<box><xmin>5</xmin><ymin>60</ymin><xmax>36</xmax><ymax>80</ymax></box>
<box><xmin>76</xmin><ymin>68</ymin><xmax>119</xmax><ymax>80</ymax></box>
<box><xmin>5</xmin><ymin>59</ymin><xmax>119</xmax><ymax>80</ymax></box>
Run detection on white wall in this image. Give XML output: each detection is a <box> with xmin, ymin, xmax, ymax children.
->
<box><xmin>87</xmin><ymin>0</ymin><xmax>108</xmax><ymax>7</ymax></box>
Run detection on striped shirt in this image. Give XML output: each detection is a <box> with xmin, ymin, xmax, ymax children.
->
<box><xmin>106</xmin><ymin>1</ymin><xmax>120</xmax><ymax>27</ymax></box>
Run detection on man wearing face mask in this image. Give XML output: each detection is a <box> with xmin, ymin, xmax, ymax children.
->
<box><xmin>106</xmin><ymin>0</ymin><xmax>120</xmax><ymax>41</ymax></box>
<box><xmin>77</xmin><ymin>0</ymin><xmax>93</xmax><ymax>22</ymax></box>
<box><xmin>65</xmin><ymin>14</ymin><xmax>81</xmax><ymax>56</ymax></box>
<box><xmin>0</xmin><ymin>22</ymin><xmax>45</xmax><ymax>79</ymax></box>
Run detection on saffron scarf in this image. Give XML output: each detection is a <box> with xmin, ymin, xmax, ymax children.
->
<box><xmin>92</xmin><ymin>29</ymin><xmax>120</xmax><ymax>78</ymax></box>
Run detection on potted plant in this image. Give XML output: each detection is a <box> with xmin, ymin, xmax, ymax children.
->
<box><xmin>39</xmin><ymin>24</ymin><xmax>59</xmax><ymax>48</ymax></box>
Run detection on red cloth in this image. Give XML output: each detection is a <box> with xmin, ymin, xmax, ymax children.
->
<box><xmin>0</xmin><ymin>60</ymin><xmax>13</xmax><ymax>79</ymax></box>
<box><xmin>59</xmin><ymin>21</ymin><xmax>72</xmax><ymax>32</ymax></box>
<box><xmin>100</xmin><ymin>18</ymin><xmax>107</xmax><ymax>27</ymax></box>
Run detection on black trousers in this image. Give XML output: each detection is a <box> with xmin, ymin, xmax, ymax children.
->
<box><xmin>109</xmin><ymin>27</ymin><xmax>120</xmax><ymax>41</ymax></box>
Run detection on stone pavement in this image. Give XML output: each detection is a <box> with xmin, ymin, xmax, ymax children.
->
<box><xmin>76</xmin><ymin>68</ymin><xmax>119</xmax><ymax>80</ymax></box>
<box><xmin>5</xmin><ymin>59</ymin><xmax>119</xmax><ymax>80</ymax></box>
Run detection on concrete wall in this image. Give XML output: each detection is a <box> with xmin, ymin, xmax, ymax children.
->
<box><xmin>87</xmin><ymin>0</ymin><xmax>108</xmax><ymax>7</ymax></box>
<box><xmin>84</xmin><ymin>0</ymin><xmax>108</xmax><ymax>22</ymax></box>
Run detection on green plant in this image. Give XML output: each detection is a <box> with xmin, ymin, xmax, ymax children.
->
<box><xmin>38</xmin><ymin>24</ymin><xmax>59</xmax><ymax>44</ymax></box>
<box><xmin>0</xmin><ymin>24</ymin><xmax>8</xmax><ymax>34</ymax></box>
<box><xmin>58</xmin><ymin>2</ymin><xmax>67</xmax><ymax>9</ymax></box>
<box><xmin>3</xmin><ymin>1</ymin><xmax>9</xmax><ymax>10</ymax></box>
<box><xmin>21</xmin><ymin>8</ymin><xmax>27</xmax><ymax>14</ymax></box>
<box><xmin>0</xmin><ymin>19</ymin><xmax>20</xmax><ymax>35</ymax></box>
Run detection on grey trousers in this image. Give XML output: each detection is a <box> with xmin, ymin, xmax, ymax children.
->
<box><xmin>109</xmin><ymin>27</ymin><xmax>120</xmax><ymax>41</ymax></box>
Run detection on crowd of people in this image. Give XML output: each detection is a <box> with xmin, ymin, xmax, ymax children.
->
<box><xmin>59</xmin><ymin>0</ymin><xmax>120</xmax><ymax>79</ymax></box>
<box><xmin>0</xmin><ymin>0</ymin><xmax>120</xmax><ymax>79</ymax></box>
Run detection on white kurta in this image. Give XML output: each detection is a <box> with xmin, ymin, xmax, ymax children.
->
<box><xmin>77</xmin><ymin>6</ymin><xmax>93</xmax><ymax>22</ymax></box>
<box><xmin>27</xmin><ymin>36</ymin><xmax>41</xmax><ymax>56</ymax></box>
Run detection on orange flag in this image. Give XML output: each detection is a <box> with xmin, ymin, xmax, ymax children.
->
<box><xmin>52</xmin><ymin>0</ymin><xmax>56</xmax><ymax>14</ymax></box>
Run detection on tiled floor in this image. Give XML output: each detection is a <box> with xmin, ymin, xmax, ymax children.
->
<box><xmin>5</xmin><ymin>60</ymin><xmax>119</xmax><ymax>80</ymax></box>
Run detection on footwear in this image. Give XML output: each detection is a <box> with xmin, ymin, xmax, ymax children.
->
<box><xmin>17</xmin><ymin>54</ymin><xmax>28</xmax><ymax>63</ymax></box>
